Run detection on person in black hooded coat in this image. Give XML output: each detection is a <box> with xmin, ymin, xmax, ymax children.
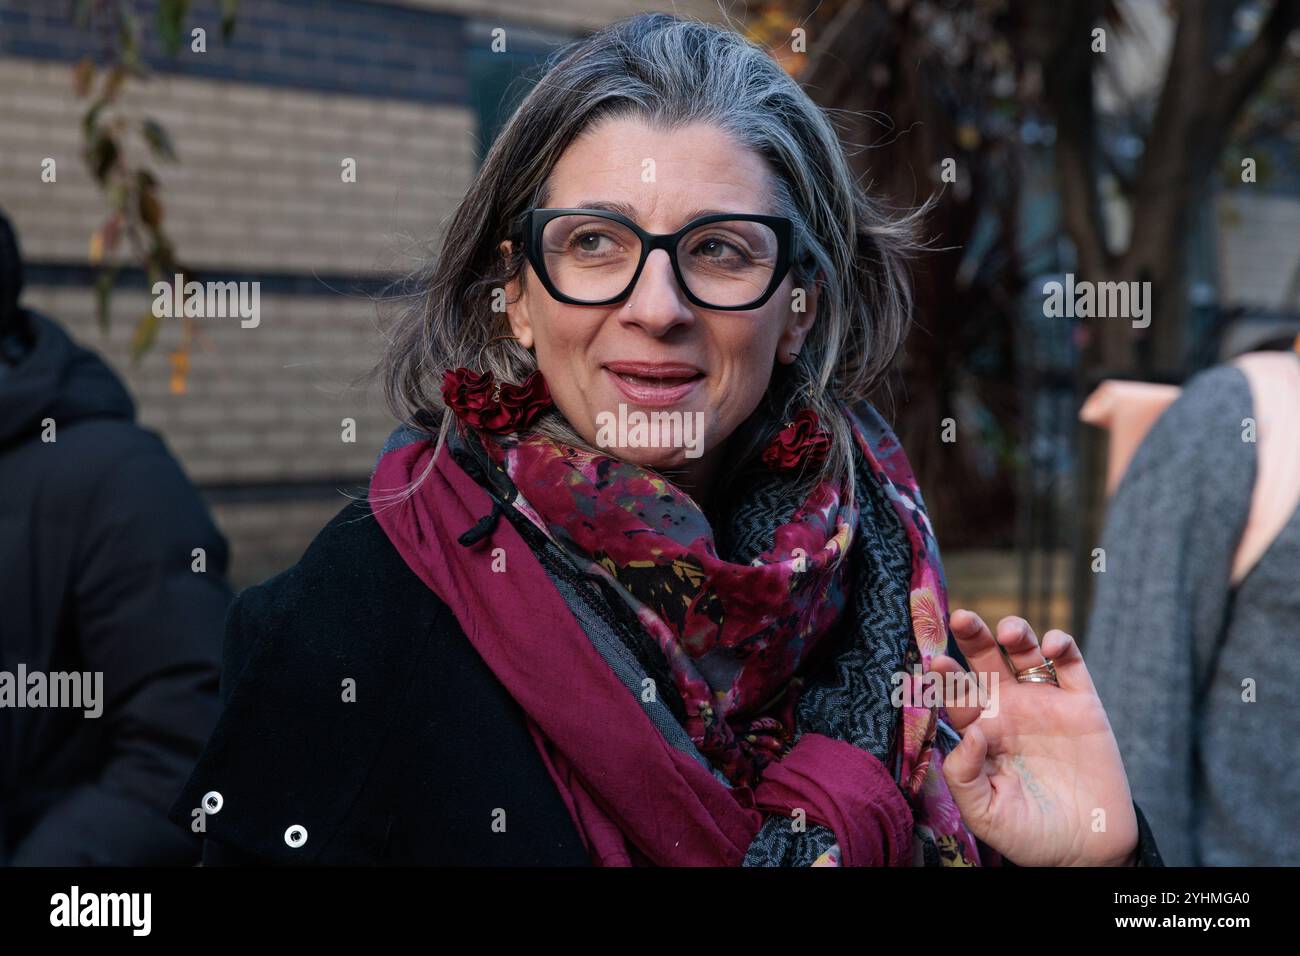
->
<box><xmin>0</xmin><ymin>209</ymin><xmax>232</xmax><ymax>865</ymax></box>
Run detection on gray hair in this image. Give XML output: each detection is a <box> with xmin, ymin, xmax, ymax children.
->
<box><xmin>378</xmin><ymin>12</ymin><xmax>925</xmax><ymax>502</ymax></box>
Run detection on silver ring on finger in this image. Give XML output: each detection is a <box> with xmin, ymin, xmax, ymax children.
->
<box><xmin>1014</xmin><ymin>658</ymin><xmax>1060</xmax><ymax>687</ymax></box>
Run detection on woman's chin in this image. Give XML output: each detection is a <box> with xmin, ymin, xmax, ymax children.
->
<box><xmin>586</xmin><ymin>400</ymin><xmax>714</xmax><ymax>469</ymax></box>
<box><xmin>609</xmin><ymin>445</ymin><xmax>693</xmax><ymax>473</ymax></box>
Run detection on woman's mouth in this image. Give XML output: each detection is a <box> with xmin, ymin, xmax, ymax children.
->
<box><xmin>603</xmin><ymin>362</ymin><xmax>704</xmax><ymax>408</ymax></box>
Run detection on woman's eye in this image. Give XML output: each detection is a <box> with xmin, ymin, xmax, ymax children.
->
<box><xmin>573</xmin><ymin>231</ymin><xmax>613</xmax><ymax>253</ymax></box>
<box><xmin>695</xmin><ymin>237</ymin><xmax>747</xmax><ymax>260</ymax></box>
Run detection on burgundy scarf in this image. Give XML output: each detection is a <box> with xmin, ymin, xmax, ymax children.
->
<box><xmin>369</xmin><ymin>406</ymin><xmax>981</xmax><ymax>866</ymax></box>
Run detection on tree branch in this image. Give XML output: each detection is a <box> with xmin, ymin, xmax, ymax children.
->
<box><xmin>1209</xmin><ymin>0</ymin><xmax>1300</xmax><ymax>139</ymax></box>
<box><xmin>1038</xmin><ymin>0</ymin><xmax>1112</xmax><ymax>276</ymax></box>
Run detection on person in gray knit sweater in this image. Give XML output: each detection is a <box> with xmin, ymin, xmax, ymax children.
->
<box><xmin>1086</xmin><ymin>356</ymin><xmax>1300</xmax><ymax>866</ymax></box>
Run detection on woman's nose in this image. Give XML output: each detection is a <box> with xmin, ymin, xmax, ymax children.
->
<box><xmin>617</xmin><ymin>249</ymin><xmax>695</xmax><ymax>336</ymax></box>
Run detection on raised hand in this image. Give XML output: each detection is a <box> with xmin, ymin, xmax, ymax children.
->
<box><xmin>930</xmin><ymin>610</ymin><xmax>1139</xmax><ymax>867</ymax></box>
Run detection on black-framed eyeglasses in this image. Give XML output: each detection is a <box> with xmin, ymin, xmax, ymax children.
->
<box><xmin>510</xmin><ymin>208</ymin><xmax>794</xmax><ymax>311</ymax></box>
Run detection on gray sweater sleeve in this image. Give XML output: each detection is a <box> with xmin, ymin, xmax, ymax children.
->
<box><xmin>1084</xmin><ymin>365</ymin><xmax>1256</xmax><ymax>867</ymax></box>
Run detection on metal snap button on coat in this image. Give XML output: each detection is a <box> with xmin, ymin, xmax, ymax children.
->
<box><xmin>202</xmin><ymin>791</ymin><xmax>223</xmax><ymax>814</ymax></box>
<box><xmin>284</xmin><ymin>825</ymin><xmax>308</xmax><ymax>848</ymax></box>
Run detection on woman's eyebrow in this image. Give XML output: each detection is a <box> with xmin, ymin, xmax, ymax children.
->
<box><xmin>572</xmin><ymin>199</ymin><xmax>641</xmax><ymax>219</ymax></box>
<box><xmin>573</xmin><ymin>200</ymin><xmax>744</xmax><ymax>225</ymax></box>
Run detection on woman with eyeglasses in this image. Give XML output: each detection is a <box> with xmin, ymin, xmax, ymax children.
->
<box><xmin>172</xmin><ymin>13</ymin><xmax>1162</xmax><ymax>867</ymax></box>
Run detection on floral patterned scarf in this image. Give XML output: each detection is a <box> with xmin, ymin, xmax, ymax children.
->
<box><xmin>466</xmin><ymin>400</ymin><xmax>982</xmax><ymax>865</ymax></box>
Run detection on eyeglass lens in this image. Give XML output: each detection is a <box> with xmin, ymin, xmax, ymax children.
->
<box><xmin>539</xmin><ymin>214</ymin><xmax>779</xmax><ymax>307</ymax></box>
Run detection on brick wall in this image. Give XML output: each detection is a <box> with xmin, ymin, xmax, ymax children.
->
<box><xmin>1216</xmin><ymin>192</ymin><xmax>1300</xmax><ymax>310</ymax></box>
<box><xmin>0</xmin><ymin>58</ymin><xmax>475</xmax><ymax>273</ymax></box>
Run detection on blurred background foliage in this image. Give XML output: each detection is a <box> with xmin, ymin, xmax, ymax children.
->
<box><xmin>745</xmin><ymin>0</ymin><xmax>1299</xmax><ymax>629</ymax></box>
<box><xmin>72</xmin><ymin>0</ymin><xmax>238</xmax><ymax>389</ymax></box>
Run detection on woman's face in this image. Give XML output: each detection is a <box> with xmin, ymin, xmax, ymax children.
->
<box><xmin>502</xmin><ymin>116</ymin><xmax>817</xmax><ymax>492</ymax></box>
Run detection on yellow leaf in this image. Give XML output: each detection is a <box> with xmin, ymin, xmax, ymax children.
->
<box><xmin>169</xmin><ymin>347</ymin><xmax>191</xmax><ymax>394</ymax></box>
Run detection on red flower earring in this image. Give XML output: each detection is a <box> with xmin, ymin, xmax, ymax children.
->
<box><xmin>441</xmin><ymin>337</ymin><xmax>552</xmax><ymax>434</ymax></box>
<box><xmin>762</xmin><ymin>408</ymin><xmax>831</xmax><ymax>471</ymax></box>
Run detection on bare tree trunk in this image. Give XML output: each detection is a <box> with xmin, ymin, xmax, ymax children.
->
<box><xmin>800</xmin><ymin>2</ymin><xmax>1023</xmax><ymax>547</ymax></box>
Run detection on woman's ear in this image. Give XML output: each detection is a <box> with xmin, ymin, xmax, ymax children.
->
<box><xmin>499</xmin><ymin>239</ymin><xmax>534</xmax><ymax>349</ymax></box>
<box><xmin>776</xmin><ymin>270</ymin><xmax>820</xmax><ymax>364</ymax></box>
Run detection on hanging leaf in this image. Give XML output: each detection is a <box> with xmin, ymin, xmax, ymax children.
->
<box><xmin>131</xmin><ymin>310</ymin><xmax>162</xmax><ymax>363</ymax></box>
<box><xmin>169</xmin><ymin>345</ymin><xmax>191</xmax><ymax>394</ymax></box>
<box><xmin>220</xmin><ymin>0</ymin><xmax>240</xmax><ymax>41</ymax></box>
<box><xmin>157</xmin><ymin>0</ymin><xmax>190</xmax><ymax>55</ymax></box>
<box><xmin>139</xmin><ymin>187</ymin><xmax>163</xmax><ymax>228</ymax></box>
<box><xmin>73</xmin><ymin>57</ymin><xmax>95</xmax><ymax>97</ymax></box>
<box><xmin>142</xmin><ymin>118</ymin><xmax>178</xmax><ymax>161</ymax></box>
<box><xmin>87</xmin><ymin>133</ymin><xmax>118</xmax><ymax>181</ymax></box>
<box><xmin>94</xmin><ymin>267</ymin><xmax>118</xmax><ymax>332</ymax></box>
<box><xmin>88</xmin><ymin>213</ymin><xmax>122</xmax><ymax>266</ymax></box>
<box><xmin>81</xmin><ymin>97</ymin><xmax>105</xmax><ymax>137</ymax></box>
<box><xmin>152</xmin><ymin>239</ymin><xmax>179</xmax><ymax>277</ymax></box>
<box><xmin>116</xmin><ymin>7</ymin><xmax>142</xmax><ymax>69</ymax></box>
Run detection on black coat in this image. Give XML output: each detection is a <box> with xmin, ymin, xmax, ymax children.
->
<box><xmin>170</xmin><ymin>496</ymin><xmax>1164</xmax><ymax>867</ymax></box>
<box><xmin>168</xmin><ymin>498</ymin><xmax>591</xmax><ymax>865</ymax></box>
<box><xmin>0</xmin><ymin>313</ymin><xmax>232</xmax><ymax>865</ymax></box>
